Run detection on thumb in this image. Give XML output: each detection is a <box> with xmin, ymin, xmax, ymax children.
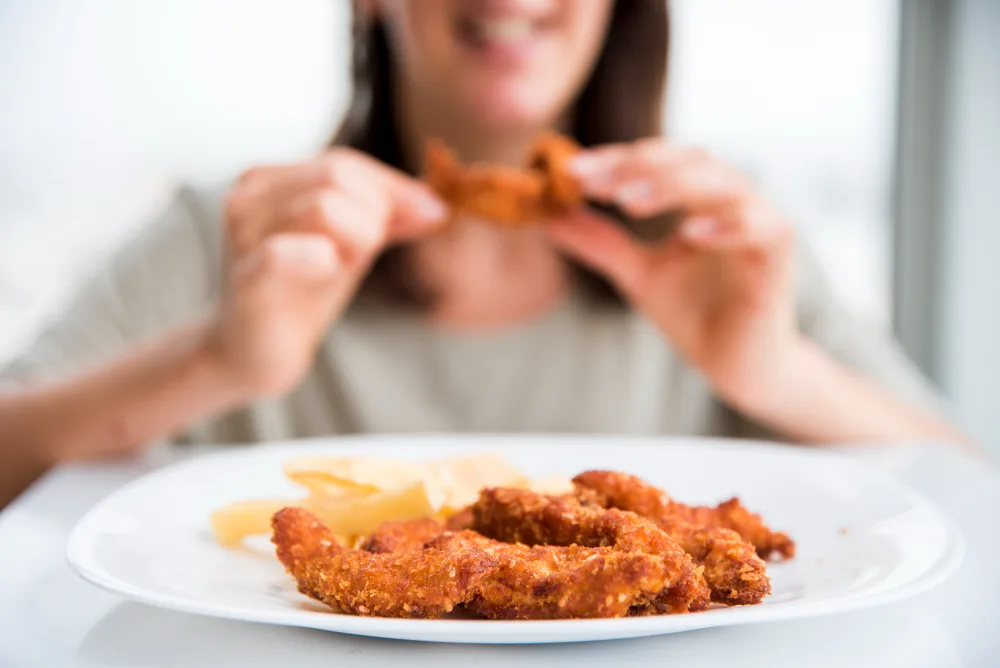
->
<box><xmin>546</xmin><ymin>210</ymin><xmax>648</xmax><ymax>295</ymax></box>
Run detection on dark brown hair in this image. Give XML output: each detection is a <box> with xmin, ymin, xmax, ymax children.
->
<box><xmin>334</xmin><ymin>1</ymin><xmax>670</xmax><ymax>306</ymax></box>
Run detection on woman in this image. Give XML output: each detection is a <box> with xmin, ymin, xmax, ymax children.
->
<box><xmin>0</xmin><ymin>0</ymin><xmax>967</xmax><ymax>505</ymax></box>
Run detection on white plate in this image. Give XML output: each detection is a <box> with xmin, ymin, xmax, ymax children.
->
<box><xmin>67</xmin><ymin>435</ymin><xmax>964</xmax><ymax>644</ymax></box>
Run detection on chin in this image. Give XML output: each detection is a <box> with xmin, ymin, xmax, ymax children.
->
<box><xmin>464</xmin><ymin>82</ymin><xmax>563</xmax><ymax>132</ymax></box>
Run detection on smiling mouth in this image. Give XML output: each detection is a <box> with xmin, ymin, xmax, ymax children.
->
<box><xmin>456</xmin><ymin>15</ymin><xmax>551</xmax><ymax>51</ymax></box>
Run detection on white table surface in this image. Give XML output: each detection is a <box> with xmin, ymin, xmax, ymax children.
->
<box><xmin>1</xmin><ymin>443</ymin><xmax>998</xmax><ymax>668</ymax></box>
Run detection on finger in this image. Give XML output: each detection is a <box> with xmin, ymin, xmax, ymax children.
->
<box><xmin>677</xmin><ymin>201</ymin><xmax>792</xmax><ymax>251</ymax></box>
<box><xmin>232</xmin><ymin>152</ymin><xmax>449</xmax><ymax>252</ymax></box>
<box><xmin>569</xmin><ymin>142</ymin><xmax>694</xmax><ymax>199</ymax></box>
<box><xmin>233</xmin><ymin>233</ymin><xmax>342</xmax><ymax>289</ymax></box>
<box><xmin>612</xmin><ymin>164</ymin><xmax>746</xmax><ymax>218</ymax></box>
<box><xmin>235</xmin><ymin>162</ymin><xmax>335</xmax><ymax>203</ymax></box>
<box><xmin>226</xmin><ymin>161</ymin><xmax>362</xmax><ymax>258</ymax></box>
<box><xmin>277</xmin><ymin>190</ymin><xmax>386</xmax><ymax>264</ymax></box>
<box><xmin>545</xmin><ymin>209</ymin><xmax>648</xmax><ymax>296</ymax></box>
<box><xmin>316</xmin><ymin>150</ymin><xmax>449</xmax><ymax>240</ymax></box>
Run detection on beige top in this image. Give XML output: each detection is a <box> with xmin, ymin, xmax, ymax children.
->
<box><xmin>1</xmin><ymin>186</ymin><xmax>942</xmax><ymax>444</ymax></box>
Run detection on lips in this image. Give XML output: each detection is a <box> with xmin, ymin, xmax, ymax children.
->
<box><xmin>468</xmin><ymin>17</ymin><xmax>538</xmax><ymax>45</ymax></box>
<box><xmin>456</xmin><ymin>14</ymin><xmax>552</xmax><ymax>57</ymax></box>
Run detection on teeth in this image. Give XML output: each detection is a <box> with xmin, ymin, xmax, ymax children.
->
<box><xmin>475</xmin><ymin>18</ymin><xmax>535</xmax><ymax>43</ymax></box>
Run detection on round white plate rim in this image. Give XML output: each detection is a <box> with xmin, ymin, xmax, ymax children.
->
<box><xmin>66</xmin><ymin>434</ymin><xmax>966</xmax><ymax>644</ymax></box>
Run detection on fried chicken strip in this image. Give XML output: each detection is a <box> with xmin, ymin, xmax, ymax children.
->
<box><xmin>528</xmin><ymin>132</ymin><xmax>584</xmax><ymax>213</ymax></box>
<box><xmin>573</xmin><ymin>470</ymin><xmax>795</xmax><ymax>560</ymax></box>
<box><xmin>572</xmin><ymin>471</ymin><xmax>777</xmax><ymax>605</ymax></box>
<box><xmin>276</xmin><ymin>510</ymin><xmax>679</xmax><ymax>620</ymax></box>
<box><xmin>423</xmin><ymin>133</ymin><xmax>582</xmax><ymax>226</ymax></box>
<box><xmin>272</xmin><ymin>507</ymin><xmax>490</xmax><ymax>618</ymax></box>
<box><xmin>691</xmin><ymin>498</ymin><xmax>796</xmax><ymax>560</ymax></box>
<box><xmin>429</xmin><ymin>531</ymin><xmax>671</xmax><ymax>620</ymax></box>
<box><xmin>360</xmin><ymin>518</ymin><xmax>446</xmax><ymax>554</ymax></box>
<box><xmin>471</xmin><ymin>487</ymin><xmax>711</xmax><ymax>613</ymax></box>
<box><xmin>360</xmin><ymin>519</ymin><xmax>673</xmax><ymax>619</ymax></box>
<box><xmin>445</xmin><ymin>506</ymin><xmax>475</xmax><ymax>531</ymax></box>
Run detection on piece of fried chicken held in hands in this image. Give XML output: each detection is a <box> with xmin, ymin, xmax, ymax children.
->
<box><xmin>423</xmin><ymin>133</ymin><xmax>583</xmax><ymax>227</ymax></box>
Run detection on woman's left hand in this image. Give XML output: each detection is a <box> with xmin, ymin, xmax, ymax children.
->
<box><xmin>546</xmin><ymin>139</ymin><xmax>802</xmax><ymax>412</ymax></box>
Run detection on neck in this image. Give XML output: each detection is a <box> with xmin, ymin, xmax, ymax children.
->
<box><xmin>416</xmin><ymin>223</ymin><xmax>572</xmax><ymax>330</ymax></box>
<box><xmin>395</xmin><ymin>83</ymin><xmax>572</xmax><ymax>330</ymax></box>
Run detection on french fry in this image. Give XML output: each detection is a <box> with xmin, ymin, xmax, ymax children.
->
<box><xmin>528</xmin><ymin>475</ymin><xmax>575</xmax><ymax>496</ymax></box>
<box><xmin>283</xmin><ymin>473</ymin><xmax>372</xmax><ymax>499</ymax></box>
<box><xmin>283</xmin><ymin>457</ymin><xmax>423</xmax><ymax>496</ymax></box>
<box><xmin>425</xmin><ymin>454</ymin><xmax>530</xmax><ymax>509</ymax></box>
<box><xmin>210</xmin><ymin>453</ymin><xmax>572</xmax><ymax>549</ymax></box>
<box><xmin>210</xmin><ymin>499</ymin><xmax>299</xmax><ymax>547</ymax></box>
<box><xmin>304</xmin><ymin>481</ymin><xmax>444</xmax><ymax>540</ymax></box>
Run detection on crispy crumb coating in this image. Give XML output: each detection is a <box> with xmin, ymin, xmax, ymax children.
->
<box><xmin>272</xmin><ymin>468</ymin><xmax>790</xmax><ymax>618</ymax></box>
<box><xmin>528</xmin><ymin>131</ymin><xmax>584</xmax><ymax>212</ymax></box>
<box><xmin>273</xmin><ymin>509</ymin><xmax>681</xmax><ymax>620</ymax></box>
<box><xmin>572</xmin><ymin>471</ymin><xmax>780</xmax><ymax>605</ymax></box>
<box><xmin>429</xmin><ymin>531</ymin><xmax>671</xmax><ymax>620</ymax></box>
<box><xmin>272</xmin><ymin>508</ymin><xmax>491</xmax><ymax>618</ymax></box>
<box><xmin>572</xmin><ymin>470</ymin><xmax>795</xmax><ymax>558</ymax></box>
<box><xmin>470</xmin><ymin>487</ymin><xmax>711</xmax><ymax>613</ymax></box>
<box><xmin>423</xmin><ymin>133</ymin><xmax>583</xmax><ymax>227</ymax></box>
<box><xmin>360</xmin><ymin>518</ymin><xmax>446</xmax><ymax>554</ymax></box>
<box><xmin>444</xmin><ymin>506</ymin><xmax>475</xmax><ymax>531</ymax></box>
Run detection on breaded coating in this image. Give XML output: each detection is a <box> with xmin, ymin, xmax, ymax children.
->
<box><xmin>572</xmin><ymin>471</ymin><xmax>776</xmax><ymax>605</ymax></box>
<box><xmin>470</xmin><ymin>487</ymin><xmax>711</xmax><ymax>613</ymax></box>
<box><xmin>274</xmin><ymin>509</ymin><xmax>680</xmax><ymax>620</ymax></box>
<box><xmin>360</xmin><ymin>518</ymin><xmax>446</xmax><ymax>554</ymax></box>
<box><xmin>528</xmin><ymin>131</ymin><xmax>584</xmax><ymax>212</ymax></box>
<box><xmin>272</xmin><ymin>508</ymin><xmax>491</xmax><ymax>618</ymax></box>
<box><xmin>423</xmin><ymin>133</ymin><xmax>583</xmax><ymax>227</ymax></box>
<box><xmin>573</xmin><ymin>470</ymin><xmax>795</xmax><ymax>559</ymax></box>
<box><xmin>429</xmin><ymin>532</ymin><xmax>671</xmax><ymax>620</ymax></box>
<box><xmin>271</xmin><ymin>470</ymin><xmax>791</xmax><ymax>619</ymax></box>
<box><xmin>691</xmin><ymin>497</ymin><xmax>796</xmax><ymax>560</ymax></box>
<box><xmin>444</xmin><ymin>506</ymin><xmax>475</xmax><ymax>531</ymax></box>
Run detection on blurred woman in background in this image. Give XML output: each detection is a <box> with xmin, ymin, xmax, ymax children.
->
<box><xmin>0</xmin><ymin>0</ymin><xmax>968</xmax><ymax>505</ymax></box>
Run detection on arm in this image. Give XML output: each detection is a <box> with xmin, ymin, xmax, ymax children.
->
<box><xmin>0</xmin><ymin>153</ymin><xmax>448</xmax><ymax>507</ymax></box>
<box><xmin>728</xmin><ymin>240</ymin><xmax>972</xmax><ymax>449</ymax></box>
<box><xmin>548</xmin><ymin>140</ymin><xmax>972</xmax><ymax>449</ymax></box>
<box><xmin>0</xmin><ymin>323</ymin><xmax>246</xmax><ymax>506</ymax></box>
<box><xmin>729</xmin><ymin>335</ymin><xmax>971</xmax><ymax>447</ymax></box>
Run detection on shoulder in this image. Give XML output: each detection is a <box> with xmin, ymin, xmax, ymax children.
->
<box><xmin>127</xmin><ymin>182</ymin><xmax>228</xmax><ymax>265</ymax></box>
<box><xmin>90</xmin><ymin>181</ymin><xmax>233</xmax><ymax>337</ymax></box>
<box><xmin>111</xmin><ymin>182</ymin><xmax>229</xmax><ymax>288</ymax></box>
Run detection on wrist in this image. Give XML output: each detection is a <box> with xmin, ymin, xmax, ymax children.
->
<box><xmin>189</xmin><ymin>320</ymin><xmax>259</xmax><ymax>407</ymax></box>
<box><xmin>722</xmin><ymin>335</ymin><xmax>824</xmax><ymax>423</ymax></box>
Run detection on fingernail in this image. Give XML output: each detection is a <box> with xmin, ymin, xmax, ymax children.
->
<box><xmin>416</xmin><ymin>193</ymin><xmax>449</xmax><ymax>220</ymax></box>
<box><xmin>681</xmin><ymin>216</ymin><xmax>719</xmax><ymax>238</ymax></box>
<box><xmin>615</xmin><ymin>180</ymin><xmax>654</xmax><ymax>204</ymax></box>
<box><xmin>569</xmin><ymin>154</ymin><xmax>605</xmax><ymax>177</ymax></box>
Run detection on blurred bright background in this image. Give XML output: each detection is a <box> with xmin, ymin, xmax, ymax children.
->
<box><xmin>0</xmin><ymin>0</ymin><xmax>997</xmax><ymax>451</ymax></box>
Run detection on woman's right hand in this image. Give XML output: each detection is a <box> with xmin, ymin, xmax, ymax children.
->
<box><xmin>210</xmin><ymin>149</ymin><xmax>448</xmax><ymax>397</ymax></box>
